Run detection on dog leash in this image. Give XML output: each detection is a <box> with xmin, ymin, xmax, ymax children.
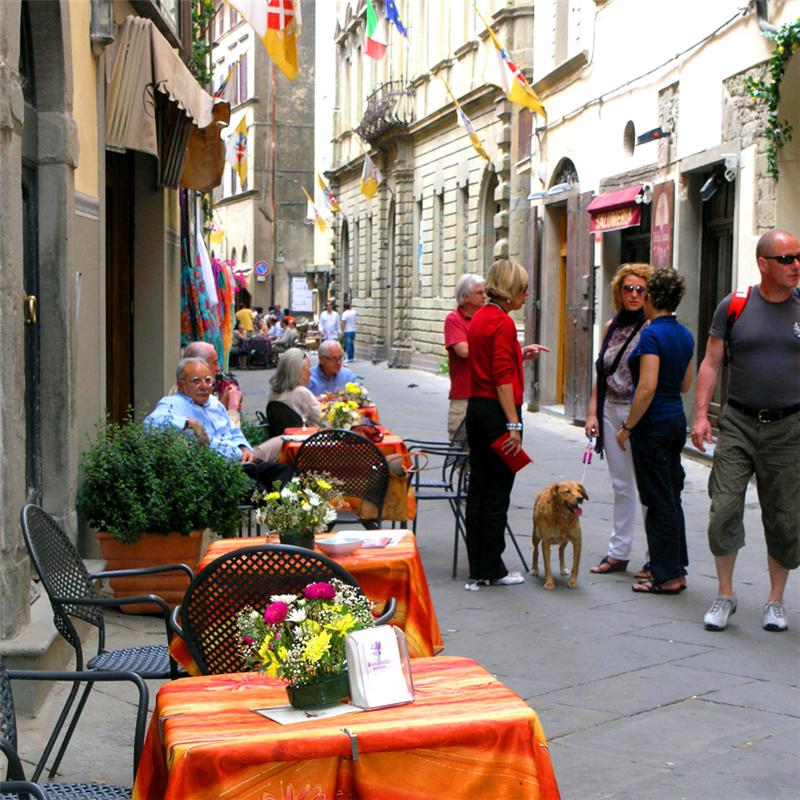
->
<box><xmin>579</xmin><ymin>436</ymin><xmax>594</xmax><ymax>484</ymax></box>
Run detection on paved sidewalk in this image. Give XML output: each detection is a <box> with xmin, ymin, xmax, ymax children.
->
<box><xmin>16</xmin><ymin>357</ymin><xmax>799</xmax><ymax>799</ymax></box>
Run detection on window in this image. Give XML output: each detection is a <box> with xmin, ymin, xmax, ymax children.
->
<box><xmin>413</xmin><ymin>200</ymin><xmax>423</xmax><ymax>296</ymax></box>
<box><xmin>365</xmin><ymin>216</ymin><xmax>373</xmax><ymax>296</ymax></box>
<box><xmin>517</xmin><ymin>109</ymin><xmax>533</xmax><ymax>163</ymax></box>
<box><xmin>231</xmin><ymin>246</ymin><xmax>237</xmax><ymax>263</ymax></box>
<box><xmin>242</xmin><ymin>245</ymin><xmax>248</xmax><ymax>262</ymax></box>
<box><xmin>434</xmin><ymin>191</ymin><xmax>445</xmax><ymax>297</ymax></box>
<box><xmin>353</xmin><ymin>221</ymin><xmax>360</xmax><ymax>294</ymax></box>
<box><xmin>238</xmin><ymin>52</ymin><xmax>248</xmax><ymax>103</ymax></box>
<box><xmin>229</xmin><ymin>4</ymin><xmax>239</xmax><ymax>29</ymax></box>
<box><xmin>457</xmin><ymin>185</ymin><xmax>469</xmax><ymax>272</ymax></box>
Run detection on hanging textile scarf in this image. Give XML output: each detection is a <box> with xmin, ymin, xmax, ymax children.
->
<box><xmin>213</xmin><ymin>257</ymin><xmax>235</xmax><ymax>370</ymax></box>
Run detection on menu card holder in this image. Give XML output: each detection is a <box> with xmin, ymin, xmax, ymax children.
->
<box><xmin>345</xmin><ymin>627</ymin><xmax>414</xmax><ymax>710</ymax></box>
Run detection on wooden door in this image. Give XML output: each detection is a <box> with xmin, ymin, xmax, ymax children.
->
<box><xmin>524</xmin><ymin>205</ymin><xmax>541</xmax><ymax>408</ymax></box>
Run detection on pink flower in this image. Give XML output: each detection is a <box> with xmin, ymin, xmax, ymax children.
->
<box><xmin>242</xmin><ymin>635</ymin><xmax>254</xmax><ymax>646</ymax></box>
<box><xmin>263</xmin><ymin>601</ymin><xmax>288</xmax><ymax>624</ymax></box>
<box><xmin>304</xmin><ymin>582</ymin><xmax>335</xmax><ymax>600</ymax></box>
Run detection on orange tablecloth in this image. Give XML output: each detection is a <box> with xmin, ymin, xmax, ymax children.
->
<box><xmin>358</xmin><ymin>405</ymin><xmax>381</xmax><ymax>423</ymax></box>
<box><xmin>280</xmin><ymin>427</ymin><xmax>415</xmax><ymax>522</ymax></box>
<box><xmin>169</xmin><ymin>531</ymin><xmax>442</xmax><ymax>671</ymax></box>
<box><xmin>132</xmin><ymin>657</ymin><xmax>561</xmax><ymax>800</ymax></box>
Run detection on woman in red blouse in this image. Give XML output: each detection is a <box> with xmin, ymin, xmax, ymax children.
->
<box><xmin>464</xmin><ymin>259</ymin><xmax>546</xmax><ymax>591</ymax></box>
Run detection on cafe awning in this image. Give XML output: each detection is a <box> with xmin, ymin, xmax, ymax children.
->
<box><xmin>587</xmin><ymin>185</ymin><xmax>644</xmax><ymax>233</ymax></box>
<box><xmin>105</xmin><ymin>16</ymin><xmax>230</xmax><ymax>191</ymax></box>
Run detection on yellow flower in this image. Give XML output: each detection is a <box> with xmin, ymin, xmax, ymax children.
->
<box><xmin>345</xmin><ymin>383</ymin><xmax>361</xmax><ymax>394</ymax></box>
<box><xmin>346</xmin><ymin>401</ymin><xmax>358</xmax><ymax>410</ymax></box>
<box><xmin>326</xmin><ymin>612</ymin><xmax>357</xmax><ymax>635</ymax></box>
<box><xmin>317</xmin><ymin>479</ymin><xmax>332</xmax><ymax>491</ymax></box>
<box><xmin>265</xmin><ymin>492</ymin><xmax>281</xmax><ymax>502</ymax></box>
<box><xmin>303</xmin><ymin>630</ymin><xmax>332</xmax><ymax>663</ymax></box>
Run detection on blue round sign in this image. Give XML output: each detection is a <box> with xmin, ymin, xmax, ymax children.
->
<box><xmin>255</xmin><ymin>260</ymin><xmax>270</xmax><ymax>277</ymax></box>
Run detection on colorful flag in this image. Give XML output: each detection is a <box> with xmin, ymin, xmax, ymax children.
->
<box><xmin>317</xmin><ymin>172</ymin><xmax>341</xmax><ymax>214</ymax></box>
<box><xmin>360</xmin><ymin>152</ymin><xmax>383</xmax><ymax>199</ymax></box>
<box><xmin>228</xmin><ymin>0</ymin><xmax>301</xmax><ymax>81</ymax></box>
<box><xmin>301</xmin><ymin>185</ymin><xmax>329</xmax><ymax>233</ymax></box>
<box><xmin>364</xmin><ymin>0</ymin><xmax>388</xmax><ymax>60</ymax></box>
<box><xmin>476</xmin><ymin>5</ymin><xmax>545</xmax><ymax>117</ymax></box>
<box><xmin>213</xmin><ymin>58</ymin><xmax>239</xmax><ymax>102</ymax></box>
<box><xmin>209</xmin><ymin>222</ymin><xmax>225</xmax><ymax>246</ymax></box>
<box><xmin>456</xmin><ymin>105</ymin><xmax>490</xmax><ymax>161</ymax></box>
<box><xmin>225</xmin><ymin>116</ymin><xmax>248</xmax><ymax>188</ymax></box>
<box><xmin>386</xmin><ymin>0</ymin><xmax>407</xmax><ymax>37</ymax></box>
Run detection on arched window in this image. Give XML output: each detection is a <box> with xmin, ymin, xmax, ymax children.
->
<box><xmin>479</xmin><ymin>169</ymin><xmax>499</xmax><ymax>275</ymax></box>
<box><xmin>340</xmin><ymin>219</ymin><xmax>350</xmax><ymax>303</ymax></box>
<box><xmin>231</xmin><ymin>246</ymin><xmax>237</xmax><ymax>263</ymax></box>
<box><xmin>242</xmin><ymin>245</ymin><xmax>248</xmax><ymax>262</ymax></box>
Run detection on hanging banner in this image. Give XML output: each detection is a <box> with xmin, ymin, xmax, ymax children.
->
<box><xmin>650</xmin><ymin>181</ymin><xmax>675</xmax><ymax>269</ymax></box>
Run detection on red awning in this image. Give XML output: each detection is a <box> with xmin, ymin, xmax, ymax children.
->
<box><xmin>587</xmin><ymin>185</ymin><xmax>643</xmax><ymax>233</ymax></box>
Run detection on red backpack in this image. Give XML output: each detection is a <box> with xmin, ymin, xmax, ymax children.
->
<box><xmin>723</xmin><ymin>286</ymin><xmax>752</xmax><ymax>366</ymax></box>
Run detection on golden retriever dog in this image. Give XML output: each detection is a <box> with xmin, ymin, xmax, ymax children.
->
<box><xmin>531</xmin><ymin>481</ymin><xmax>588</xmax><ymax>590</ymax></box>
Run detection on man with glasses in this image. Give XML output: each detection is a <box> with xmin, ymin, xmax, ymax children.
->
<box><xmin>445</xmin><ymin>274</ymin><xmax>486</xmax><ymax>440</ymax></box>
<box><xmin>693</xmin><ymin>229</ymin><xmax>800</xmax><ymax>633</ymax></box>
<box><xmin>182</xmin><ymin>341</ymin><xmax>243</xmax><ymax>424</ymax></box>
<box><xmin>308</xmin><ymin>340</ymin><xmax>357</xmax><ymax>396</ymax></box>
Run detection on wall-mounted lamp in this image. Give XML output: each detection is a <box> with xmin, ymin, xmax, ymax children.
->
<box><xmin>700</xmin><ymin>174</ymin><xmax>722</xmax><ymax>203</ymax></box>
<box><xmin>528</xmin><ymin>182</ymin><xmax>572</xmax><ymax>201</ymax></box>
<box><xmin>90</xmin><ymin>0</ymin><xmax>115</xmax><ymax>55</ymax></box>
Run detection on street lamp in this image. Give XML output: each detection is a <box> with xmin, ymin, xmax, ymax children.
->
<box><xmin>90</xmin><ymin>0</ymin><xmax>115</xmax><ymax>56</ymax></box>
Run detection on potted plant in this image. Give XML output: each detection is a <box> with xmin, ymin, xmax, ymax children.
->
<box><xmin>76</xmin><ymin>418</ymin><xmax>252</xmax><ymax>610</ymax></box>
<box><xmin>236</xmin><ymin>578</ymin><xmax>375</xmax><ymax>708</ymax></box>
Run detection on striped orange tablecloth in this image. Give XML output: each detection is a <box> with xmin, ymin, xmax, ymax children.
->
<box><xmin>132</xmin><ymin>657</ymin><xmax>560</xmax><ymax>800</ymax></box>
<box><xmin>169</xmin><ymin>531</ymin><xmax>442</xmax><ymax>672</ymax></box>
<box><xmin>281</xmin><ymin>427</ymin><xmax>415</xmax><ymax>522</ymax></box>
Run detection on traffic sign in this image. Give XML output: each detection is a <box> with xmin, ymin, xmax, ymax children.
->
<box><xmin>255</xmin><ymin>260</ymin><xmax>270</xmax><ymax>277</ymax></box>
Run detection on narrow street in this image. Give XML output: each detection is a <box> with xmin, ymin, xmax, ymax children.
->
<box><xmin>18</xmin><ymin>357</ymin><xmax>799</xmax><ymax>799</ymax></box>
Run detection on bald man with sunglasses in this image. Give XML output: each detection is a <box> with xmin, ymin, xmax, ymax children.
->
<box><xmin>692</xmin><ymin>229</ymin><xmax>800</xmax><ymax>634</ymax></box>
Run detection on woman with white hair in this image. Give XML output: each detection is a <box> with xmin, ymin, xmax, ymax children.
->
<box><xmin>444</xmin><ymin>273</ymin><xmax>485</xmax><ymax>440</ymax></box>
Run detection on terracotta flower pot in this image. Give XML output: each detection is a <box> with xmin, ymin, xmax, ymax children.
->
<box><xmin>96</xmin><ymin>530</ymin><xmax>206</xmax><ymax>614</ymax></box>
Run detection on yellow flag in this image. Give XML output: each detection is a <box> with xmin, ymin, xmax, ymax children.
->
<box><xmin>360</xmin><ymin>153</ymin><xmax>382</xmax><ymax>199</ymax></box>
<box><xmin>225</xmin><ymin>116</ymin><xmax>248</xmax><ymax>187</ymax></box>
<box><xmin>301</xmin><ymin>186</ymin><xmax>328</xmax><ymax>233</ymax></box>
<box><xmin>228</xmin><ymin>0</ymin><xmax>301</xmax><ymax>81</ymax></box>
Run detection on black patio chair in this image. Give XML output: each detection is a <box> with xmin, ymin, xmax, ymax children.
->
<box><xmin>266</xmin><ymin>400</ymin><xmax>303</xmax><ymax>437</ymax></box>
<box><xmin>294</xmin><ymin>429</ymin><xmax>390</xmax><ymax>529</ymax></box>
<box><xmin>19</xmin><ymin>505</ymin><xmax>192</xmax><ymax>780</ymax></box>
<box><xmin>0</xmin><ymin>656</ymin><xmax>149</xmax><ymax>797</ymax></box>
<box><xmin>170</xmin><ymin>544</ymin><xmax>396</xmax><ymax>675</ymax></box>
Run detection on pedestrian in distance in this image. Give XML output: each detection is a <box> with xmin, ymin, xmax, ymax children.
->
<box><xmin>341</xmin><ymin>302</ymin><xmax>358</xmax><ymax>362</ymax></box>
<box><xmin>444</xmin><ymin>273</ymin><xmax>485</xmax><ymax>441</ymax></box>
<box><xmin>693</xmin><ymin>229</ymin><xmax>800</xmax><ymax>633</ymax></box>
<box><xmin>586</xmin><ymin>263</ymin><xmax>652</xmax><ymax>576</ymax></box>
<box><xmin>318</xmin><ymin>300</ymin><xmax>341</xmax><ymax>342</ymax></box>
<box><xmin>616</xmin><ymin>269</ymin><xmax>694</xmax><ymax>596</ymax></box>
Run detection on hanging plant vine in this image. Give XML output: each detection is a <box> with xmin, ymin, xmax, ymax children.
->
<box><xmin>190</xmin><ymin>0</ymin><xmax>216</xmax><ymax>88</ymax></box>
<box><xmin>744</xmin><ymin>17</ymin><xmax>800</xmax><ymax>181</ymax></box>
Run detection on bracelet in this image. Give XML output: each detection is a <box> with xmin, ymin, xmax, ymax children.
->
<box><xmin>620</xmin><ymin>421</ymin><xmax>633</xmax><ymax>432</ymax></box>
<box><xmin>506</xmin><ymin>422</ymin><xmax>523</xmax><ymax>431</ymax></box>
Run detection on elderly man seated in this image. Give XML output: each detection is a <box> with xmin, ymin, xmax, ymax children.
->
<box><xmin>146</xmin><ymin>357</ymin><xmax>292</xmax><ymax>488</ymax></box>
<box><xmin>307</xmin><ymin>340</ymin><xmax>358</xmax><ymax>396</ymax></box>
<box><xmin>182</xmin><ymin>340</ymin><xmax>243</xmax><ymax>424</ymax></box>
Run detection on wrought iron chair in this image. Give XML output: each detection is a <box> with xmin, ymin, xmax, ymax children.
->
<box><xmin>0</xmin><ymin>656</ymin><xmax>149</xmax><ymax>797</ymax></box>
<box><xmin>19</xmin><ymin>504</ymin><xmax>192</xmax><ymax>780</ymax></box>
<box><xmin>266</xmin><ymin>400</ymin><xmax>303</xmax><ymax>437</ymax></box>
<box><xmin>295</xmin><ymin>429</ymin><xmax>390</xmax><ymax>529</ymax></box>
<box><xmin>171</xmin><ymin>544</ymin><xmax>396</xmax><ymax>675</ymax></box>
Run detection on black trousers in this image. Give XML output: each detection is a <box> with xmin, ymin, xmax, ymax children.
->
<box><xmin>242</xmin><ymin>460</ymin><xmax>295</xmax><ymax>490</ymax></box>
<box><xmin>630</xmin><ymin>415</ymin><xmax>688</xmax><ymax>585</ymax></box>
<box><xmin>465</xmin><ymin>397</ymin><xmax>518</xmax><ymax>581</ymax></box>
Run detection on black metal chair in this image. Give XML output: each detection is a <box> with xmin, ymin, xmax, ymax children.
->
<box><xmin>266</xmin><ymin>400</ymin><xmax>303</xmax><ymax>437</ymax></box>
<box><xmin>19</xmin><ymin>505</ymin><xmax>192</xmax><ymax>780</ymax></box>
<box><xmin>0</xmin><ymin>657</ymin><xmax>149</xmax><ymax>797</ymax></box>
<box><xmin>170</xmin><ymin>544</ymin><xmax>396</xmax><ymax>675</ymax></box>
<box><xmin>295</xmin><ymin>429</ymin><xmax>390</xmax><ymax>529</ymax></box>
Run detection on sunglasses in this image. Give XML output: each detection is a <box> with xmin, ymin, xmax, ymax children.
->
<box><xmin>762</xmin><ymin>253</ymin><xmax>800</xmax><ymax>265</ymax></box>
<box><xmin>622</xmin><ymin>284</ymin><xmax>646</xmax><ymax>295</ymax></box>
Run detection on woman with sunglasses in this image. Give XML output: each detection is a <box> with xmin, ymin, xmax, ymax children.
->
<box><xmin>616</xmin><ymin>268</ymin><xmax>694</xmax><ymax>595</ymax></box>
<box><xmin>586</xmin><ymin>263</ymin><xmax>652</xmax><ymax>576</ymax></box>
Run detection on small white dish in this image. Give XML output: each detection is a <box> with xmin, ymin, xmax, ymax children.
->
<box><xmin>316</xmin><ymin>536</ymin><xmax>364</xmax><ymax>556</ymax></box>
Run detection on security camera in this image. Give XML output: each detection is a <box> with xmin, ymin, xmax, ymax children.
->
<box><xmin>636</xmin><ymin>183</ymin><xmax>654</xmax><ymax>204</ymax></box>
<box><xmin>723</xmin><ymin>154</ymin><xmax>738</xmax><ymax>182</ymax></box>
<box><xmin>700</xmin><ymin>174</ymin><xmax>721</xmax><ymax>202</ymax></box>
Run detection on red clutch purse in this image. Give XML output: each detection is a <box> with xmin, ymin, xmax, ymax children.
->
<box><xmin>490</xmin><ymin>433</ymin><xmax>532</xmax><ymax>473</ymax></box>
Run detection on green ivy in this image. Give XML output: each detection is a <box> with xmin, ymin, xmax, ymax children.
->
<box><xmin>76</xmin><ymin>418</ymin><xmax>252</xmax><ymax>542</ymax></box>
<box><xmin>744</xmin><ymin>17</ymin><xmax>800</xmax><ymax>181</ymax></box>
<box><xmin>190</xmin><ymin>0</ymin><xmax>216</xmax><ymax>88</ymax></box>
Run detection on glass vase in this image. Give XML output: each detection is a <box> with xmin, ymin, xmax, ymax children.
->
<box><xmin>279</xmin><ymin>528</ymin><xmax>315</xmax><ymax>550</ymax></box>
<box><xmin>286</xmin><ymin>671</ymin><xmax>350</xmax><ymax>709</ymax></box>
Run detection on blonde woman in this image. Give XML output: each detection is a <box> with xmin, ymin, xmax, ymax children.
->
<box><xmin>464</xmin><ymin>259</ymin><xmax>548</xmax><ymax>591</ymax></box>
<box><xmin>586</xmin><ymin>263</ymin><xmax>652</xmax><ymax>575</ymax></box>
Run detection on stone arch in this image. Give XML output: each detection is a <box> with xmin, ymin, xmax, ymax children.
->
<box><xmin>549</xmin><ymin>157</ymin><xmax>579</xmax><ymax>189</ymax></box>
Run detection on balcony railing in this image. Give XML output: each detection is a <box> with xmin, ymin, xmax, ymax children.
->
<box><xmin>354</xmin><ymin>80</ymin><xmax>415</xmax><ymax>143</ymax></box>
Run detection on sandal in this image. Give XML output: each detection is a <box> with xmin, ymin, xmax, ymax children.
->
<box><xmin>631</xmin><ymin>579</ymin><xmax>686</xmax><ymax>595</ymax></box>
<box><xmin>590</xmin><ymin>556</ymin><xmax>629</xmax><ymax>574</ymax></box>
<box><xmin>633</xmin><ymin>562</ymin><xmax>652</xmax><ymax>580</ymax></box>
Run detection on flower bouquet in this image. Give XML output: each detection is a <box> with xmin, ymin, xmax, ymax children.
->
<box><xmin>338</xmin><ymin>382</ymin><xmax>371</xmax><ymax>407</ymax></box>
<box><xmin>323</xmin><ymin>399</ymin><xmax>361</xmax><ymax>430</ymax></box>
<box><xmin>252</xmin><ymin>473</ymin><xmax>342</xmax><ymax>549</ymax></box>
<box><xmin>236</xmin><ymin>578</ymin><xmax>375</xmax><ymax>707</ymax></box>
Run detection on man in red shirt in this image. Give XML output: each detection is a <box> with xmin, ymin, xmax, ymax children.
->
<box><xmin>444</xmin><ymin>274</ymin><xmax>485</xmax><ymax>440</ymax></box>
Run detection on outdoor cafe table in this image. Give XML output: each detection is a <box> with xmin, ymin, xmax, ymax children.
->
<box><xmin>168</xmin><ymin>530</ymin><xmax>443</xmax><ymax>672</ymax></box>
<box><xmin>280</xmin><ymin>426</ymin><xmax>415</xmax><ymax>522</ymax></box>
<box><xmin>131</xmin><ymin>656</ymin><xmax>561</xmax><ymax>800</ymax></box>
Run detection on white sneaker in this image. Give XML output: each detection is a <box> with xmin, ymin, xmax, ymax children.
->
<box><xmin>704</xmin><ymin>596</ymin><xmax>737</xmax><ymax>631</ymax></box>
<box><xmin>464</xmin><ymin>581</ymin><xmax>481</xmax><ymax>592</ymax></box>
<box><xmin>490</xmin><ymin>572</ymin><xmax>525</xmax><ymax>586</ymax></box>
<box><xmin>762</xmin><ymin>600</ymin><xmax>788</xmax><ymax>632</ymax></box>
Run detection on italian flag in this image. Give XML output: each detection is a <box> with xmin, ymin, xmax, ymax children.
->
<box><xmin>364</xmin><ymin>0</ymin><xmax>388</xmax><ymax>61</ymax></box>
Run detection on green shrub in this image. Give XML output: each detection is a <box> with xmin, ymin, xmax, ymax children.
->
<box><xmin>240</xmin><ymin>414</ymin><xmax>268</xmax><ymax>446</ymax></box>
<box><xmin>76</xmin><ymin>419</ymin><xmax>252</xmax><ymax>543</ymax></box>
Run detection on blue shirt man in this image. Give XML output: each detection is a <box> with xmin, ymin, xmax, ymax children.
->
<box><xmin>145</xmin><ymin>357</ymin><xmax>253</xmax><ymax>462</ymax></box>
<box><xmin>308</xmin><ymin>340</ymin><xmax>357</xmax><ymax>395</ymax></box>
